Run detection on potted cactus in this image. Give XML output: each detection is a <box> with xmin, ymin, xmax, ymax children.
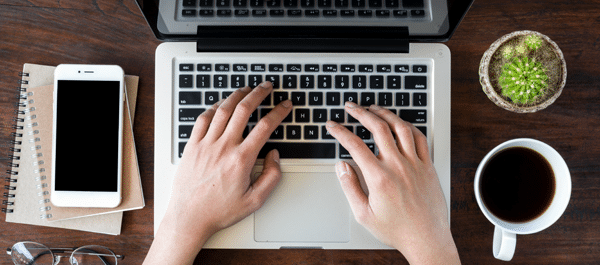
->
<box><xmin>479</xmin><ymin>31</ymin><xmax>567</xmax><ymax>113</ymax></box>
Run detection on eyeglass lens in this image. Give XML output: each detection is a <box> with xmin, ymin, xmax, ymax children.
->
<box><xmin>10</xmin><ymin>242</ymin><xmax>54</xmax><ymax>265</ymax></box>
<box><xmin>70</xmin><ymin>245</ymin><xmax>117</xmax><ymax>265</ymax></box>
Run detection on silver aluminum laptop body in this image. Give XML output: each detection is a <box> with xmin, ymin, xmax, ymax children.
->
<box><xmin>138</xmin><ymin>0</ymin><xmax>472</xmax><ymax>249</ymax></box>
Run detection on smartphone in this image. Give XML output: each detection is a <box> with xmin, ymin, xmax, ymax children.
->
<box><xmin>51</xmin><ymin>64</ymin><xmax>124</xmax><ymax>208</ymax></box>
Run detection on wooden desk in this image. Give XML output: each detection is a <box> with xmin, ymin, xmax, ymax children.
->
<box><xmin>1</xmin><ymin>0</ymin><xmax>599</xmax><ymax>264</ymax></box>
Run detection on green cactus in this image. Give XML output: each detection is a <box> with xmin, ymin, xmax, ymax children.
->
<box><xmin>525</xmin><ymin>35</ymin><xmax>543</xmax><ymax>50</ymax></box>
<box><xmin>498</xmin><ymin>56</ymin><xmax>549</xmax><ymax>104</ymax></box>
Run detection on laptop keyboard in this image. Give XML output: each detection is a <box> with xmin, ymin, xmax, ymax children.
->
<box><xmin>174</xmin><ymin>54</ymin><xmax>431</xmax><ymax>162</ymax></box>
<box><xmin>177</xmin><ymin>0</ymin><xmax>428</xmax><ymax>23</ymax></box>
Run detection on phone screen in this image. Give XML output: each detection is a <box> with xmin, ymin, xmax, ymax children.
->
<box><xmin>55</xmin><ymin>80</ymin><xmax>121</xmax><ymax>192</ymax></box>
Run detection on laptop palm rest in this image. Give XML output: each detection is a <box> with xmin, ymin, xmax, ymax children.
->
<box><xmin>254</xmin><ymin>172</ymin><xmax>350</xmax><ymax>243</ymax></box>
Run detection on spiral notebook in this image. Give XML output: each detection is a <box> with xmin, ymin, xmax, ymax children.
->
<box><xmin>3</xmin><ymin>63</ymin><xmax>144</xmax><ymax>235</ymax></box>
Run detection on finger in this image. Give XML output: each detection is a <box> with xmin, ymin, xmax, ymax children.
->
<box><xmin>344</xmin><ymin>102</ymin><xmax>400</xmax><ymax>159</ymax></box>
<box><xmin>335</xmin><ymin>161</ymin><xmax>372</xmax><ymax>226</ymax></box>
<box><xmin>367</xmin><ymin>105</ymin><xmax>418</xmax><ymax>161</ymax></box>
<box><xmin>243</xmin><ymin>99</ymin><xmax>293</xmax><ymax>152</ymax></box>
<box><xmin>223</xmin><ymin>81</ymin><xmax>274</xmax><ymax>140</ymax></box>
<box><xmin>188</xmin><ymin>101</ymin><xmax>220</xmax><ymax>143</ymax></box>
<box><xmin>325</xmin><ymin>120</ymin><xmax>379</xmax><ymax>174</ymax></box>
<box><xmin>204</xmin><ymin>86</ymin><xmax>252</xmax><ymax>140</ymax></box>
<box><xmin>409</xmin><ymin>123</ymin><xmax>431</xmax><ymax>162</ymax></box>
<box><xmin>244</xmin><ymin>149</ymin><xmax>282</xmax><ymax>213</ymax></box>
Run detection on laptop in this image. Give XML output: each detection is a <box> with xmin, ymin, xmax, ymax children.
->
<box><xmin>137</xmin><ymin>0</ymin><xmax>472</xmax><ymax>249</ymax></box>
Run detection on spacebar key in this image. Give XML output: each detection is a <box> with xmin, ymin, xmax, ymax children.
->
<box><xmin>258</xmin><ymin>143</ymin><xmax>336</xmax><ymax>159</ymax></box>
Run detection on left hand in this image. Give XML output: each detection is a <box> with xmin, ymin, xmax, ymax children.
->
<box><xmin>145</xmin><ymin>82</ymin><xmax>292</xmax><ymax>265</ymax></box>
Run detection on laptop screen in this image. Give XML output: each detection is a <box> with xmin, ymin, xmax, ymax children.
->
<box><xmin>136</xmin><ymin>0</ymin><xmax>472</xmax><ymax>43</ymax></box>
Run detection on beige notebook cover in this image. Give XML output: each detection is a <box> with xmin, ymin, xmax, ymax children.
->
<box><xmin>4</xmin><ymin>63</ymin><xmax>143</xmax><ymax>234</ymax></box>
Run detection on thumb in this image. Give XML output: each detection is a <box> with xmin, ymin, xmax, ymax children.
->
<box><xmin>335</xmin><ymin>161</ymin><xmax>371</xmax><ymax>225</ymax></box>
<box><xmin>246</xmin><ymin>149</ymin><xmax>282</xmax><ymax>213</ymax></box>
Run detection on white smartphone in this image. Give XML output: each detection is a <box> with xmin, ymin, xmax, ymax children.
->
<box><xmin>51</xmin><ymin>64</ymin><xmax>124</xmax><ymax>208</ymax></box>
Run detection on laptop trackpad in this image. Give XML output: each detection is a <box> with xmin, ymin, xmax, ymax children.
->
<box><xmin>254</xmin><ymin>172</ymin><xmax>350</xmax><ymax>243</ymax></box>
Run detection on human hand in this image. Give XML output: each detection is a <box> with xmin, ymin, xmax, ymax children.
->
<box><xmin>326</xmin><ymin>102</ymin><xmax>460</xmax><ymax>265</ymax></box>
<box><xmin>145</xmin><ymin>82</ymin><xmax>291</xmax><ymax>265</ymax></box>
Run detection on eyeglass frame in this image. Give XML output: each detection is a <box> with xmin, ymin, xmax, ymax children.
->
<box><xmin>6</xmin><ymin>241</ymin><xmax>125</xmax><ymax>265</ymax></box>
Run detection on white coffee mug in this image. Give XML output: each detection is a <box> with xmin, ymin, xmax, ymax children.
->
<box><xmin>474</xmin><ymin>138</ymin><xmax>571</xmax><ymax>261</ymax></box>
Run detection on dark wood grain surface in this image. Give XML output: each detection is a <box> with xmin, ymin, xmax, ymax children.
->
<box><xmin>1</xmin><ymin>0</ymin><xmax>599</xmax><ymax>264</ymax></box>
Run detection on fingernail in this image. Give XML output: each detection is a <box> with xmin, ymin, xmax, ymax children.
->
<box><xmin>335</xmin><ymin>161</ymin><xmax>349</xmax><ymax>178</ymax></box>
<box><xmin>272</xmin><ymin>149</ymin><xmax>280</xmax><ymax>164</ymax></box>
<box><xmin>258</xmin><ymin>81</ymin><xmax>271</xmax><ymax>89</ymax></box>
<box><xmin>326</xmin><ymin>120</ymin><xmax>338</xmax><ymax>128</ymax></box>
<box><xmin>345</xmin><ymin>101</ymin><xmax>358</xmax><ymax>109</ymax></box>
<box><xmin>282</xmin><ymin>100</ymin><xmax>292</xmax><ymax>108</ymax></box>
<box><xmin>369</xmin><ymin>104</ymin><xmax>381</xmax><ymax>111</ymax></box>
<box><xmin>240</xmin><ymin>86</ymin><xmax>251</xmax><ymax>92</ymax></box>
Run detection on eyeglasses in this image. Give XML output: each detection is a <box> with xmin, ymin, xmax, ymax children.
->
<box><xmin>6</xmin><ymin>242</ymin><xmax>124</xmax><ymax>265</ymax></box>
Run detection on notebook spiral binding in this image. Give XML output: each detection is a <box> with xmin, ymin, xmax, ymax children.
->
<box><xmin>2</xmin><ymin>72</ymin><xmax>29</xmax><ymax>213</ymax></box>
<box><xmin>3</xmin><ymin>71</ymin><xmax>52</xmax><ymax>218</ymax></box>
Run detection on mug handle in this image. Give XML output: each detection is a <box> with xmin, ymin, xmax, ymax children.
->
<box><xmin>493</xmin><ymin>226</ymin><xmax>516</xmax><ymax>261</ymax></box>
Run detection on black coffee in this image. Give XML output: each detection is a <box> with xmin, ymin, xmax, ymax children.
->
<box><xmin>480</xmin><ymin>147</ymin><xmax>556</xmax><ymax>223</ymax></box>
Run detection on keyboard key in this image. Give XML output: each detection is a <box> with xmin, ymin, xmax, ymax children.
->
<box><xmin>313</xmin><ymin>109</ymin><xmax>328</xmax><ymax>122</ymax></box>
<box><xmin>270</xmin><ymin>126</ymin><xmax>284</xmax><ymax>139</ymax></box>
<box><xmin>266</xmin><ymin>75</ymin><xmax>280</xmax><ymax>88</ymax></box>
<box><xmin>270</xmin><ymin>10</ymin><xmax>285</xmax><ymax>16</ymax></box>
<box><xmin>300</xmin><ymin>75</ymin><xmax>315</xmax><ymax>88</ymax></box>
<box><xmin>413</xmin><ymin>65</ymin><xmax>427</xmax><ymax>73</ymax></box>
<box><xmin>405</xmin><ymin>76</ymin><xmax>427</xmax><ymax>89</ymax></box>
<box><xmin>183</xmin><ymin>0</ymin><xmax>196</xmax><ymax>6</ymax></box>
<box><xmin>308</xmin><ymin>92</ymin><xmax>323</xmax><ymax>105</ymax></box>
<box><xmin>301</xmin><ymin>0</ymin><xmax>314</xmax><ymax>7</ymax></box>
<box><xmin>402</xmin><ymin>0</ymin><xmax>423</xmax><ymax>8</ymax></box>
<box><xmin>284</xmin><ymin>0</ymin><xmax>298</xmax><ymax>6</ymax></box>
<box><xmin>400</xmin><ymin>109</ymin><xmax>426</xmax><ymax>123</ymax></box>
<box><xmin>179</xmin><ymin>108</ymin><xmax>205</xmax><ymax>122</ymax></box>
<box><xmin>217</xmin><ymin>0</ymin><xmax>230</xmax><ymax>6</ymax></box>
<box><xmin>358</xmin><ymin>10</ymin><xmax>372</xmax><ymax>17</ymax></box>
<box><xmin>339</xmin><ymin>143</ymin><xmax>375</xmax><ymax>158</ymax></box>
<box><xmin>323</xmin><ymin>64</ymin><xmax>338</xmax><ymax>72</ymax></box>
<box><xmin>233</xmin><ymin>64</ymin><xmax>248</xmax><ymax>72</ymax></box>
<box><xmin>323</xmin><ymin>10</ymin><xmax>337</xmax><ymax>17</ymax></box>
<box><xmin>286</xmin><ymin>125</ymin><xmax>302</xmax><ymax>139</ymax></box>
<box><xmin>335</xmin><ymin>0</ymin><xmax>349</xmax><ymax>7</ymax></box>
<box><xmin>341</xmin><ymin>10</ymin><xmax>355</xmax><ymax>17</ymax></box>
<box><xmin>416</xmin><ymin>126</ymin><xmax>427</xmax><ymax>136</ymax></box>
<box><xmin>214</xmin><ymin>75</ymin><xmax>228</xmax><ymax>88</ymax></box>
<box><xmin>288</xmin><ymin>9</ymin><xmax>302</xmax><ymax>16</ymax></box>
<box><xmin>231</xmin><ymin>75</ymin><xmax>245</xmax><ymax>88</ymax></box>
<box><xmin>393</xmin><ymin>9</ymin><xmax>408</xmax><ymax>17</ymax></box>
<box><xmin>340</xmin><ymin>64</ymin><xmax>355</xmax><ymax>72</ymax></box>
<box><xmin>305</xmin><ymin>64</ymin><xmax>320</xmax><ymax>72</ymax></box>
<box><xmin>287</xmin><ymin>64</ymin><xmax>302</xmax><ymax>72</ymax></box>
<box><xmin>179</xmin><ymin>92</ymin><xmax>202</xmax><ymax>105</ymax></box>
<box><xmin>352</xmin><ymin>0</ymin><xmax>365</xmax><ymax>7</ymax></box>
<box><xmin>205</xmin><ymin>92</ymin><xmax>219</xmax><ymax>105</ymax></box>
<box><xmin>305</xmin><ymin>9</ymin><xmax>319</xmax><ymax>16</ymax></box>
<box><xmin>396</xmin><ymin>92</ymin><xmax>409</xmax><ymax>106</ymax></box>
<box><xmin>283</xmin><ymin>75</ymin><xmax>297</xmax><ymax>89</ymax></box>
<box><xmin>197</xmin><ymin>64</ymin><xmax>212</xmax><ymax>71</ymax></box>
<box><xmin>179</xmin><ymin>125</ymin><xmax>194</xmax><ymax>139</ymax></box>
<box><xmin>387</xmin><ymin>75</ymin><xmax>401</xmax><ymax>89</ymax></box>
<box><xmin>378</xmin><ymin>92</ymin><xmax>393</xmax><ymax>106</ymax></box>
<box><xmin>217</xmin><ymin>10</ymin><xmax>232</xmax><ymax>16</ymax></box>
<box><xmin>295</xmin><ymin>108</ymin><xmax>310</xmax><ymax>122</ymax></box>
<box><xmin>251</xmin><ymin>64</ymin><xmax>266</xmax><ymax>71</ymax></box>
<box><xmin>386</xmin><ymin>0</ymin><xmax>399</xmax><ymax>7</ymax></box>
<box><xmin>182</xmin><ymin>10</ymin><xmax>196</xmax><ymax>16</ymax></box>
<box><xmin>414</xmin><ymin>93</ymin><xmax>427</xmax><ymax>106</ymax></box>
<box><xmin>304</xmin><ymin>126</ymin><xmax>319</xmax><ymax>140</ymax></box>
<box><xmin>258</xmin><ymin>142</ymin><xmax>336</xmax><ymax>158</ymax></box>
<box><xmin>344</xmin><ymin>92</ymin><xmax>358</xmax><ymax>104</ymax></box>
<box><xmin>358</xmin><ymin>64</ymin><xmax>374</xmax><ymax>72</ymax></box>
<box><xmin>197</xmin><ymin>75</ymin><xmax>210</xmax><ymax>88</ymax></box>
<box><xmin>330</xmin><ymin>109</ymin><xmax>345</xmax><ymax>122</ymax></box>
<box><xmin>356</xmin><ymin>126</ymin><xmax>371</xmax><ymax>139</ymax></box>
<box><xmin>179</xmin><ymin>142</ymin><xmax>187</xmax><ymax>158</ymax></box>
<box><xmin>318</xmin><ymin>0</ymin><xmax>331</xmax><ymax>7</ymax></box>
<box><xmin>179</xmin><ymin>75</ymin><xmax>193</xmax><ymax>88</ymax></box>
<box><xmin>273</xmin><ymin>92</ymin><xmax>289</xmax><ymax>105</ymax></box>
<box><xmin>233</xmin><ymin>0</ymin><xmax>247</xmax><ymax>6</ymax></box>
<box><xmin>250</xmin><ymin>0</ymin><xmax>264</xmax><ymax>6</ymax></box>
<box><xmin>369</xmin><ymin>0</ymin><xmax>382</xmax><ymax>7</ymax></box>
<box><xmin>322</xmin><ymin>126</ymin><xmax>334</xmax><ymax>139</ymax></box>
<box><xmin>291</xmin><ymin>91</ymin><xmax>306</xmax><ymax>105</ymax></box>
<box><xmin>411</xmin><ymin>9</ymin><xmax>425</xmax><ymax>17</ymax></box>
<box><xmin>370</xmin><ymin>75</ymin><xmax>384</xmax><ymax>89</ymax></box>
<box><xmin>335</xmin><ymin>75</ymin><xmax>350</xmax><ymax>88</ymax></box>
<box><xmin>253</xmin><ymin>9</ymin><xmax>267</xmax><ymax>16</ymax></box>
<box><xmin>317</xmin><ymin>75</ymin><xmax>332</xmax><ymax>88</ymax></box>
<box><xmin>180</xmin><ymin>64</ymin><xmax>193</xmax><ymax>71</ymax></box>
<box><xmin>353</xmin><ymin>75</ymin><xmax>367</xmax><ymax>89</ymax></box>
<box><xmin>377</xmin><ymin>64</ymin><xmax>392</xmax><ymax>72</ymax></box>
<box><xmin>249</xmin><ymin>75</ymin><xmax>262</xmax><ymax>87</ymax></box>
<box><xmin>360</xmin><ymin>92</ymin><xmax>375</xmax><ymax>106</ymax></box>
<box><xmin>266</xmin><ymin>0</ymin><xmax>280</xmax><ymax>6</ymax></box>
<box><xmin>200</xmin><ymin>0</ymin><xmax>213</xmax><ymax>6</ymax></box>
<box><xmin>326</xmin><ymin>92</ymin><xmax>341</xmax><ymax>105</ymax></box>
<box><xmin>395</xmin><ymin>64</ymin><xmax>409</xmax><ymax>73</ymax></box>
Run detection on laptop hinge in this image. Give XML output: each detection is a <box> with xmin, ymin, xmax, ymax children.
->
<box><xmin>196</xmin><ymin>38</ymin><xmax>409</xmax><ymax>53</ymax></box>
<box><xmin>195</xmin><ymin>26</ymin><xmax>410</xmax><ymax>53</ymax></box>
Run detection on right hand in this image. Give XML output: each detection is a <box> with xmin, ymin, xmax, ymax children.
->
<box><xmin>326</xmin><ymin>102</ymin><xmax>460</xmax><ymax>265</ymax></box>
